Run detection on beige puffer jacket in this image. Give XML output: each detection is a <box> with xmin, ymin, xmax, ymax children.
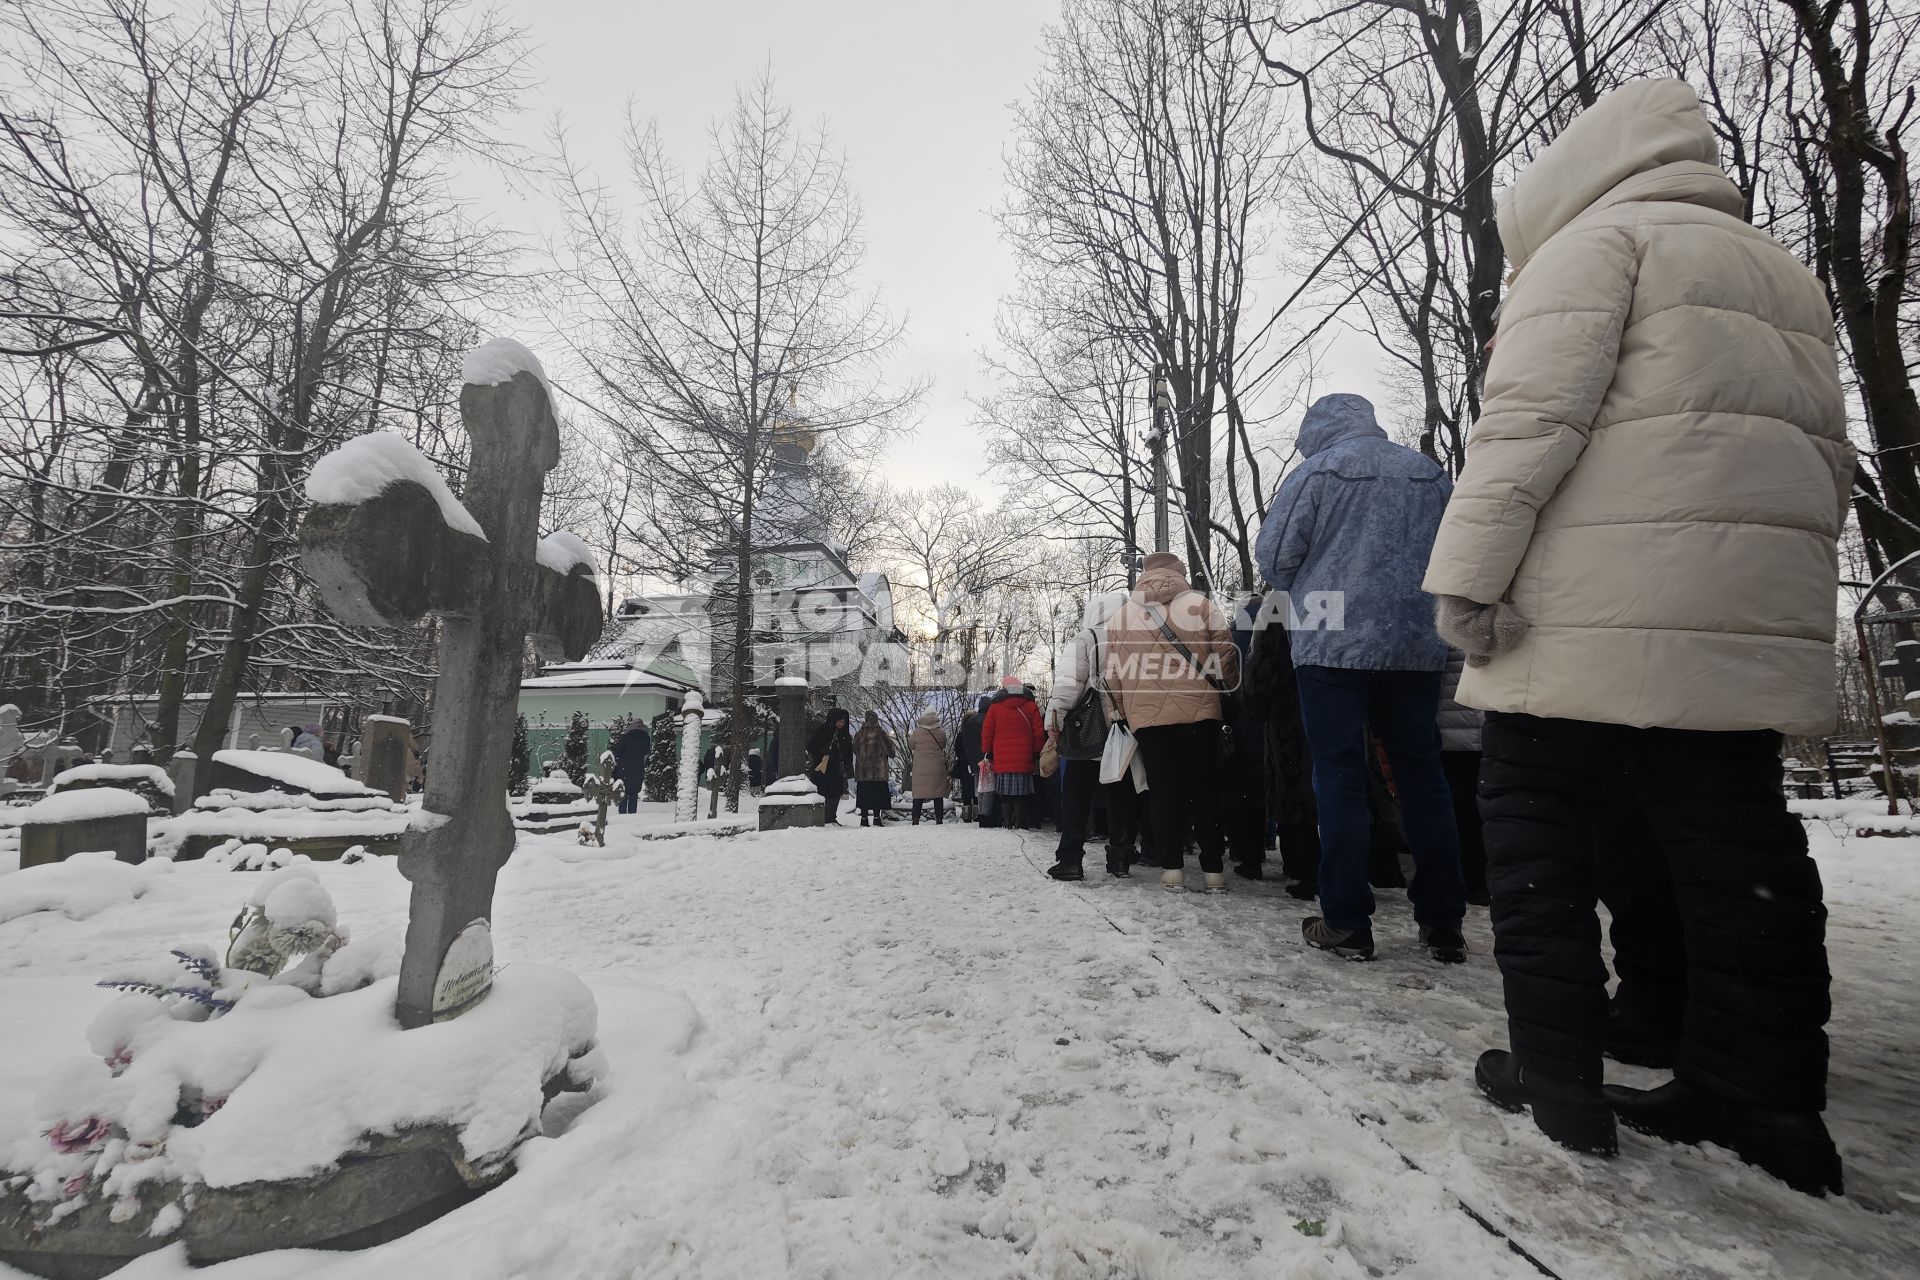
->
<box><xmin>1422</xmin><ymin>80</ymin><xmax>1852</xmax><ymax>734</ymax></box>
<box><xmin>1105</xmin><ymin>553</ymin><xmax>1240</xmax><ymax>731</ymax></box>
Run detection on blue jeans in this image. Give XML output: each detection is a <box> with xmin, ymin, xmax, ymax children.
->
<box><xmin>1294</xmin><ymin>666</ymin><xmax>1467</xmax><ymax>931</ymax></box>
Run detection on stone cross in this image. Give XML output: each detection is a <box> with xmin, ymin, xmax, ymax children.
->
<box><xmin>0</xmin><ymin>704</ymin><xmax>22</xmax><ymax>767</ymax></box>
<box><xmin>773</xmin><ymin>677</ymin><xmax>809</xmax><ymax>787</ymax></box>
<box><xmin>672</xmin><ymin>693</ymin><xmax>704</xmax><ymax>823</ymax></box>
<box><xmin>301</xmin><ymin>361</ymin><xmax>602</xmax><ymax>1028</ymax></box>
<box><xmin>580</xmin><ymin>750</ymin><xmax>622</xmax><ymax>846</ymax></box>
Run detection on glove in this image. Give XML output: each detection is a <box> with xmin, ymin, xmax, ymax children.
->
<box><xmin>1434</xmin><ymin>595</ymin><xmax>1528</xmax><ymax>669</ymax></box>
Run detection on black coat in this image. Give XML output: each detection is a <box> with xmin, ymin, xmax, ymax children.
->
<box><xmin>1242</xmin><ymin>593</ymin><xmax>1318</xmax><ymax>830</ymax></box>
<box><xmin>613</xmin><ymin>726</ymin><xmax>652</xmax><ymax>782</ymax></box>
<box><xmin>806</xmin><ymin>719</ymin><xmax>854</xmax><ymax>783</ymax></box>
<box><xmin>957</xmin><ymin>702</ymin><xmax>988</xmax><ymax>768</ymax></box>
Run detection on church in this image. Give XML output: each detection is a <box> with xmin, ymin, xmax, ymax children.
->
<box><xmin>516</xmin><ymin>407</ymin><xmax>901</xmax><ymax>762</ymax></box>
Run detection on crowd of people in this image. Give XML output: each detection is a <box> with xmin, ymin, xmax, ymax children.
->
<box><xmin>793</xmin><ymin>80</ymin><xmax>1849</xmax><ymax>1202</ymax></box>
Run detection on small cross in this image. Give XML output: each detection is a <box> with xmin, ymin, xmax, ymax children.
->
<box><xmin>301</xmin><ymin>351</ymin><xmax>602</xmax><ymax>1028</ymax></box>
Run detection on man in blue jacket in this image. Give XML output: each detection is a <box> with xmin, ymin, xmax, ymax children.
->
<box><xmin>1256</xmin><ymin>393</ymin><xmax>1467</xmax><ymax>963</ymax></box>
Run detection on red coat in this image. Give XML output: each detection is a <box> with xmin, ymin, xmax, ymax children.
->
<box><xmin>980</xmin><ymin>694</ymin><xmax>1045</xmax><ymax>775</ymax></box>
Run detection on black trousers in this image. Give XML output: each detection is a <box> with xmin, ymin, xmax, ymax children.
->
<box><xmin>1132</xmin><ymin>721</ymin><xmax>1225</xmax><ymax>874</ymax></box>
<box><xmin>1441</xmin><ymin>750</ymin><xmax>1488</xmax><ymax>899</ymax></box>
<box><xmin>1480</xmin><ymin>713</ymin><xmax>1829</xmax><ymax>1109</ymax></box>
<box><xmin>1055</xmin><ymin>757</ymin><xmax>1139</xmax><ymax>866</ymax></box>
<box><xmin>912</xmin><ymin>797</ymin><xmax>945</xmax><ymax>823</ymax></box>
<box><xmin>1224</xmin><ymin>722</ymin><xmax>1268</xmax><ymax>870</ymax></box>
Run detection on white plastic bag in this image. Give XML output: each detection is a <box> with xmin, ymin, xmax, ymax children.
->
<box><xmin>1099</xmin><ymin>723</ymin><xmax>1136</xmax><ymax>786</ymax></box>
<box><xmin>1130</xmin><ymin>749</ymin><xmax>1149</xmax><ymax>793</ymax></box>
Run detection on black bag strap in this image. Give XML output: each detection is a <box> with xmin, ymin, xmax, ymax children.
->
<box><xmin>1143</xmin><ymin>601</ymin><xmax>1227</xmax><ymax>694</ymax></box>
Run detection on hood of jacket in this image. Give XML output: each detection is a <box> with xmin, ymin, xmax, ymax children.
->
<box><xmin>1297</xmin><ymin>394</ymin><xmax>1386</xmax><ymax>458</ymax></box>
<box><xmin>916</xmin><ymin>710</ymin><xmax>941</xmax><ymax>729</ymax></box>
<box><xmin>1081</xmin><ymin>589</ymin><xmax>1129</xmax><ymax>633</ymax></box>
<box><xmin>1497</xmin><ymin>78</ymin><xmax>1742</xmax><ymax>271</ymax></box>
<box><xmin>1136</xmin><ymin>563</ymin><xmax>1193</xmax><ymax>606</ymax></box>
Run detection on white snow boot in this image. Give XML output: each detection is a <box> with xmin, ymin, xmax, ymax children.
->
<box><xmin>1203</xmin><ymin>872</ymin><xmax>1229</xmax><ymax>893</ymax></box>
<box><xmin>1160</xmin><ymin>868</ymin><xmax>1184</xmax><ymax>892</ymax></box>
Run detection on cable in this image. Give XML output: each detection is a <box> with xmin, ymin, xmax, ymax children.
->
<box><xmin>1161</xmin><ymin>0</ymin><xmax>1675</xmax><ymax>459</ymax></box>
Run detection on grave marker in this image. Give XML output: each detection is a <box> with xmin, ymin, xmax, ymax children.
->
<box><xmin>301</xmin><ymin>346</ymin><xmax>601</xmax><ymax>1028</ymax></box>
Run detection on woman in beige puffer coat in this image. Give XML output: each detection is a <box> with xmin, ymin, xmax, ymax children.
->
<box><xmin>907</xmin><ymin>710</ymin><xmax>950</xmax><ymax>825</ymax></box>
<box><xmin>1424</xmin><ymin>79</ymin><xmax>1846</xmax><ymax>1194</ymax></box>
<box><xmin>1105</xmin><ymin>552</ymin><xmax>1240</xmax><ymax>892</ymax></box>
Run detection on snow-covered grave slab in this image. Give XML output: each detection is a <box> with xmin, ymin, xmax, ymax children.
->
<box><xmin>0</xmin><ymin>864</ymin><xmax>603</xmax><ymax>1275</ymax></box>
<box><xmin>512</xmin><ymin>770</ymin><xmax>596</xmax><ymax>835</ymax></box>
<box><xmin>14</xmin><ymin>790</ymin><xmax>149</xmax><ymax>870</ymax></box>
<box><xmin>758</xmin><ymin>773</ymin><xmax>824</xmax><ymax>832</ymax></box>
<box><xmin>47</xmin><ymin>764</ymin><xmax>174</xmax><ymax>817</ymax></box>
<box><xmin>159</xmin><ymin>752</ymin><xmax>414</xmax><ymax>863</ymax></box>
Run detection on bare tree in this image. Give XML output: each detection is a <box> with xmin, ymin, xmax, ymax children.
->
<box><xmin>554</xmin><ymin>67</ymin><xmax>919</xmax><ymax>810</ymax></box>
<box><xmin>997</xmin><ymin>0</ymin><xmax>1291</xmax><ymax>590</ymax></box>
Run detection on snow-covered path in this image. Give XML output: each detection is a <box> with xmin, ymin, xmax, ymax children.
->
<box><xmin>2</xmin><ymin>813</ymin><xmax>1915</xmax><ymax>1279</ymax></box>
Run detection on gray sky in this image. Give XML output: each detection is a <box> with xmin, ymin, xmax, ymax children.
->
<box><xmin>470</xmin><ymin>0</ymin><xmax>1062</xmax><ymax>497</ymax></box>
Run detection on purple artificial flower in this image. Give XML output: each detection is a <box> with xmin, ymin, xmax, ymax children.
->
<box><xmin>47</xmin><ymin>1117</ymin><xmax>111</xmax><ymax>1155</ymax></box>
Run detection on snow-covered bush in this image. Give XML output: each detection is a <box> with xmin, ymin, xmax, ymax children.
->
<box><xmin>562</xmin><ymin>710</ymin><xmax>590</xmax><ymax>788</ymax></box>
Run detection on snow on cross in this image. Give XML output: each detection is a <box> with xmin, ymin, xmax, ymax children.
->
<box><xmin>300</xmin><ymin>341</ymin><xmax>603</xmax><ymax>1028</ymax></box>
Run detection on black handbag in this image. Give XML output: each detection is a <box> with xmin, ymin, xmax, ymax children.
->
<box><xmin>1059</xmin><ymin>629</ymin><xmax>1110</xmax><ymax>761</ymax></box>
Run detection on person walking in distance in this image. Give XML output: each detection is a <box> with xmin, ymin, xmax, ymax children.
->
<box><xmin>1424</xmin><ymin>81</ymin><xmax>1851</xmax><ymax>1189</ymax></box>
<box><xmin>1256</xmin><ymin>393</ymin><xmax>1469</xmax><ymax>964</ymax></box>
<box><xmin>612</xmin><ymin>718</ymin><xmax>651</xmax><ymax>815</ymax></box>
<box><xmin>980</xmin><ymin>677</ymin><xmax>1045</xmax><ymax>831</ymax></box>
<box><xmin>908</xmin><ymin>710</ymin><xmax>950</xmax><ymax>825</ymax></box>
<box><xmin>1105</xmin><ymin>553</ymin><xmax>1240</xmax><ymax>893</ymax></box>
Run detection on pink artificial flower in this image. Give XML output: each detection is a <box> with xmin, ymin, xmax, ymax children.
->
<box><xmin>61</xmin><ymin>1173</ymin><xmax>89</xmax><ymax>1199</ymax></box>
<box><xmin>197</xmin><ymin>1096</ymin><xmax>226</xmax><ymax>1119</ymax></box>
<box><xmin>47</xmin><ymin>1117</ymin><xmax>111</xmax><ymax>1155</ymax></box>
<box><xmin>105</xmin><ymin>1046</ymin><xmax>134</xmax><ymax>1072</ymax></box>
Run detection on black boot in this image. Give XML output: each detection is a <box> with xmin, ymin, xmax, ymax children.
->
<box><xmin>860</xmin><ymin>814</ymin><xmax>870</xmax><ymax>827</ymax></box>
<box><xmin>1418</xmin><ymin>923</ymin><xmax>1468</xmax><ymax>964</ymax></box>
<box><xmin>1475</xmin><ymin>1050</ymin><xmax>1617</xmax><ymax>1156</ymax></box>
<box><xmin>1604</xmin><ymin>1003</ymin><xmax>1681</xmax><ymax>1070</ymax></box>
<box><xmin>1302</xmin><ymin>917</ymin><xmax>1375</xmax><ymax>962</ymax></box>
<box><xmin>1105</xmin><ymin>849</ymin><xmax>1132</xmax><ymax>878</ymax></box>
<box><xmin>1286</xmin><ymin>880</ymin><xmax>1318</xmax><ymax>901</ymax></box>
<box><xmin>1601</xmin><ymin>1080</ymin><xmax>1842</xmax><ymax>1197</ymax></box>
<box><xmin>1046</xmin><ymin>862</ymin><xmax>1085</xmax><ymax>881</ymax></box>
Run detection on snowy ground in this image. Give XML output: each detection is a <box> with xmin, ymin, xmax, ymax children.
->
<box><xmin>1</xmin><ymin>806</ymin><xmax>1915</xmax><ymax>1279</ymax></box>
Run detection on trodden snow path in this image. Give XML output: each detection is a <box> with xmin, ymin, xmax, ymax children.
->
<box><xmin>0</xmin><ymin>812</ymin><xmax>1914</xmax><ymax>1279</ymax></box>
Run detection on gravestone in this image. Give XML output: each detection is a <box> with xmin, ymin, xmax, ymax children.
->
<box><xmin>17</xmin><ymin>790</ymin><xmax>148</xmax><ymax>868</ymax></box>
<box><xmin>0</xmin><ymin>705</ymin><xmax>23</xmax><ymax>767</ymax></box>
<box><xmin>672</xmin><ymin>694</ymin><xmax>704</xmax><ymax>824</ymax></box>
<box><xmin>167</xmin><ymin>751</ymin><xmax>197</xmax><ymax>815</ymax></box>
<box><xmin>774</xmin><ymin>678</ymin><xmax>809</xmax><ymax>779</ymax></box>
<box><xmin>758</xmin><ymin>773</ymin><xmax>824</xmax><ymax>831</ymax></box>
<box><xmin>361</xmin><ymin>715</ymin><xmax>417</xmax><ymax>803</ymax></box>
<box><xmin>301</xmin><ymin>351</ymin><xmax>601</xmax><ymax>1028</ymax></box>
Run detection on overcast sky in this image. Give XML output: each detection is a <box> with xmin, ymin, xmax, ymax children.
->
<box><xmin>463</xmin><ymin>0</ymin><xmax>1063</xmax><ymax>498</ymax></box>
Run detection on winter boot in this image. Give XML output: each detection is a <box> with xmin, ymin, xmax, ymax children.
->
<box><xmin>1160</xmin><ymin>868</ymin><xmax>1185</xmax><ymax>892</ymax></box>
<box><xmin>1601</xmin><ymin>1080</ymin><xmax>1843</xmax><ymax>1197</ymax></box>
<box><xmin>1202</xmin><ymin>872</ymin><xmax>1229</xmax><ymax>893</ymax></box>
<box><xmin>1418</xmin><ymin>923</ymin><xmax>1468</xmax><ymax>964</ymax></box>
<box><xmin>860</xmin><ymin>815</ymin><xmax>870</xmax><ymax>828</ymax></box>
<box><xmin>1302</xmin><ymin>917</ymin><xmax>1375</xmax><ymax>961</ymax></box>
<box><xmin>1046</xmin><ymin>862</ymin><xmax>1085</xmax><ymax>882</ymax></box>
<box><xmin>1285</xmin><ymin>880</ymin><xmax>1319</xmax><ymax>902</ymax></box>
<box><xmin>1233</xmin><ymin>862</ymin><xmax>1265</xmax><ymax>881</ymax></box>
<box><xmin>1476</xmin><ymin>1050</ymin><xmax>1617</xmax><ymax>1157</ymax></box>
<box><xmin>1104</xmin><ymin>847</ymin><xmax>1132</xmax><ymax>877</ymax></box>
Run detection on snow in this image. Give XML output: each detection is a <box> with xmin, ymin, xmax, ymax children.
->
<box><xmin>773</xmin><ymin>675</ymin><xmax>811</xmax><ymax>688</ymax></box>
<box><xmin>0</xmin><ymin>852</ymin><xmax>156</xmax><ymax>925</ymax></box>
<box><xmin>304</xmin><ymin>431</ymin><xmax>486</xmax><ymax>541</ymax></box>
<box><xmin>0</xmin><ymin>812</ymin><xmax>1913</xmax><ymax>1277</ymax></box>
<box><xmin>3</xmin><ymin>964</ymin><xmax>600</xmax><ymax>1201</ymax></box>
<box><xmin>535</xmin><ymin>531</ymin><xmax>597</xmax><ymax>579</ymax></box>
<box><xmin>764</xmin><ymin>775</ymin><xmax>819</xmax><ymax>798</ymax></box>
<box><xmin>207</xmin><ymin>751</ymin><xmax>381</xmax><ymax>798</ymax></box>
<box><xmin>363</xmin><ymin>715</ymin><xmax>409</xmax><ymax>727</ymax></box>
<box><xmin>17</xmin><ymin>790</ymin><xmax>150</xmax><ymax>823</ymax></box>
<box><xmin>50</xmin><ymin>764</ymin><xmax>174</xmax><ymax>798</ymax></box>
<box><xmin>461</xmin><ymin>338</ymin><xmax>556</xmax><ymax>410</ymax></box>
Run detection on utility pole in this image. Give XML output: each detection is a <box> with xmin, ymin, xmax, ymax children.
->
<box><xmin>1116</xmin><ymin>413</ymin><xmax>1137</xmax><ymax>588</ymax></box>
<box><xmin>1149</xmin><ymin>369</ymin><xmax>1170</xmax><ymax>555</ymax></box>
